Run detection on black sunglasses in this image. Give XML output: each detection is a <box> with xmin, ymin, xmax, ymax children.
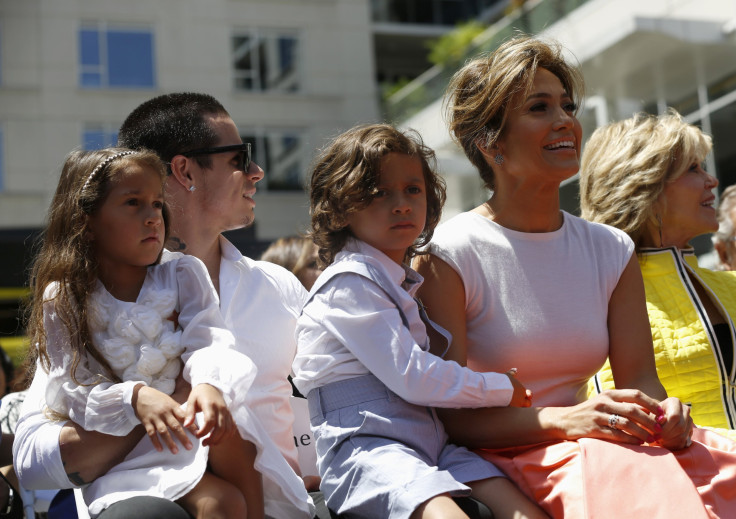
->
<box><xmin>180</xmin><ymin>143</ymin><xmax>251</xmax><ymax>172</ymax></box>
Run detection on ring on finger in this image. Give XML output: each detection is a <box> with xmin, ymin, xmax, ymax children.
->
<box><xmin>608</xmin><ymin>413</ymin><xmax>621</xmax><ymax>430</ymax></box>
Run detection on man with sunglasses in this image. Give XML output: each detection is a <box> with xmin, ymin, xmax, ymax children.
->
<box><xmin>14</xmin><ymin>93</ymin><xmax>326</xmax><ymax>518</ymax></box>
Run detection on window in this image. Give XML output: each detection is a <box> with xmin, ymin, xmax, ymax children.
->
<box><xmin>371</xmin><ymin>0</ymin><xmax>498</xmax><ymax>25</ymax></box>
<box><xmin>83</xmin><ymin>124</ymin><xmax>118</xmax><ymax>150</ymax></box>
<box><xmin>241</xmin><ymin>128</ymin><xmax>306</xmax><ymax>191</ymax></box>
<box><xmin>79</xmin><ymin>23</ymin><xmax>155</xmax><ymax>88</ymax></box>
<box><xmin>233</xmin><ymin>29</ymin><xmax>299</xmax><ymax>92</ymax></box>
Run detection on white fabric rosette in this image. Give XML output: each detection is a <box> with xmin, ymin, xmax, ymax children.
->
<box><xmin>111</xmin><ymin>313</ymin><xmax>142</xmax><ymax>343</ymax></box>
<box><xmin>158</xmin><ymin>330</ymin><xmax>185</xmax><ymax>359</ymax></box>
<box><xmin>128</xmin><ymin>305</ymin><xmax>163</xmax><ymax>341</ymax></box>
<box><xmin>122</xmin><ymin>365</ymin><xmax>153</xmax><ymax>387</ymax></box>
<box><xmin>99</xmin><ymin>337</ymin><xmax>137</xmax><ymax>372</ymax></box>
<box><xmin>140</xmin><ymin>289</ymin><xmax>177</xmax><ymax>319</ymax></box>
<box><xmin>137</xmin><ymin>344</ymin><xmax>167</xmax><ymax>376</ymax></box>
<box><xmin>151</xmin><ymin>377</ymin><xmax>176</xmax><ymax>395</ymax></box>
<box><xmin>161</xmin><ymin>358</ymin><xmax>182</xmax><ymax>380</ymax></box>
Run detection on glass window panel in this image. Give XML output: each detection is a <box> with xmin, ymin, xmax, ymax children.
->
<box><xmin>233</xmin><ymin>30</ymin><xmax>299</xmax><ymax>92</ymax></box>
<box><xmin>81</xmin><ymin>72</ymin><xmax>102</xmax><ymax>87</ymax></box>
<box><xmin>240</xmin><ymin>129</ymin><xmax>305</xmax><ymax>191</ymax></box>
<box><xmin>83</xmin><ymin>125</ymin><xmax>118</xmax><ymax>150</ymax></box>
<box><xmin>278</xmin><ymin>37</ymin><xmax>296</xmax><ymax>72</ymax></box>
<box><xmin>711</xmin><ymin>101</ymin><xmax>736</xmax><ymax>190</ymax></box>
<box><xmin>414</xmin><ymin>0</ymin><xmax>433</xmax><ymax>23</ymax></box>
<box><xmin>388</xmin><ymin>0</ymin><xmax>410</xmax><ymax>22</ymax></box>
<box><xmin>83</xmin><ymin>129</ymin><xmax>106</xmax><ymax>150</ymax></box>
<box><xmin>257</xmin><ymin>38</ymin><xmax>268</xmax><ymax>91</ymax></box>
<box><xmin>708</xmin><ymin>71</ymin><xmax>736</xmax><ymax>102</ymax></box>
<box><xmin>440</xmin><ymin>0</ymin><xmax>467</xmax><ymax>24</ymax></box>
<box><xmin>80</xmin><ymin>29</ymin><xmax>100</xmax><ymax>66</ymax></box>
<box><xmin>107</xmin><ymin>30</ymin><xmax>154</xmax><ymax>87</ymax></box>
<box><xmin>79</xmin><ymin>25</ymin><xmax>154</xmax><ymax>89</ymax></box>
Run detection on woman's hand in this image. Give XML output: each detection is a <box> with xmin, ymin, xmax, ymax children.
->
<box><xmin>553</xmin><ymin>389</ymin><xmax>662</xmax><ymax>444</ymax></box>
<box><xmin>132</xmin><ymin>384</ymin><xmax>195</xmax><ymax>453</ymax></box>
<box><xmin>183</xmin><ymin>383</ymin><xmax>236</xmax><ymax>446</ymax></box>
<box><xmin>506</xmin><ymin>369</ymin><xmax>533</xmax><ymax>407</ymax></box>
<box><xmin>650</xmin><ymin>397</ymin><xmax>693</xmax><ymax>450</ymax></box>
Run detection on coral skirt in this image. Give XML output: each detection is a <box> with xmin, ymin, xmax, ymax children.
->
<box><xmin>477</xmin><ymin>427</ymin><xmax>736</xmax><ymax>518</ymax></box>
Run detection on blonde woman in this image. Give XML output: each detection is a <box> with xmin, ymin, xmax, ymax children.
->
<box><xmin>581</xmin><ymin>110</ymin><xmax>736</xmax><ymax>442</ymax></box>
<box><xmin>713</xmin><ymin>184</ymin><xmax>736</xmax><ymax>270</ymax></box>
<box><xmin>415</xmin><ymin>37</ymin><xmax>736</xmax><ymax>518</ymax></box>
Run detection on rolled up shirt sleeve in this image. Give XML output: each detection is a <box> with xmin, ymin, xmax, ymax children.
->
<box><xmin>302</xmin><ymin>273</ymin><xmax>513</xmax><ymax>408</ymax></box>
<box><xmin>14</xmin><ymin>367</ymin><xmax>71</xmax><ymax>489</ymax></box>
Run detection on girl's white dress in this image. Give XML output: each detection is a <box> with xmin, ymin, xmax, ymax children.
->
<box><xmin>42</xmin><ymin>253</ymin><xmax>312</xmax><ymax>518</ymax></box>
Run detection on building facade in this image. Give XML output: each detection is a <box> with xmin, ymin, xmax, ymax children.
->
<box><xmin>0</xmin><ymin>0</ymin><xmax>381</xmax><ymax>286</ymax></box>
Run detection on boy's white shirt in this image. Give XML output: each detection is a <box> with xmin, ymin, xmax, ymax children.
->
<box><xmin>292</xmin><ymin>238</ymin><xmax>513</xmax><ymax>408</ymax></box>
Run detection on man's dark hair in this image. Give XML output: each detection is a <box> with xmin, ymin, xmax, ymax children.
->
<box><xmin>118</xmin><ymin>92</ymin><xmax>230</xmax><ymax>169</ymax></box>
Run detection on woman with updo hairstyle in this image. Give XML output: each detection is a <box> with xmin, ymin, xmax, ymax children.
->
<box><xmin>415</xmin><ymin>36</ymin><xmax>736</xmax><ymax>517</ymax></box>
<box><xmin>581</xmin><ymin>109</ymin><xmax>736</xmax><ymax>442</ymax></box>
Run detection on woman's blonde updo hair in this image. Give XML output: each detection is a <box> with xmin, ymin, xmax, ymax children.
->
<box><xmin>579</xmin><ymin>109</ymin><xmax>712</xmax><ymax>250</ymax></box>
<box><xmin>445</xmin><ymin>35</ymin><xmax>584</xmax><ymax>190</ymax></box>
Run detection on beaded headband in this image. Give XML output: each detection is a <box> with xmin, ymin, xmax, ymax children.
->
<box><xmin>81</xmin><ymin>150</ymin><xmax>136</xmax><ymax>192</ymax></box>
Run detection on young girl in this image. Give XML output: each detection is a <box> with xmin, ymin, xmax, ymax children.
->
<box><xmin>292</xmin><ymin>124</ymin><xmax>547</xmax><ymax>519</ymax></box>
<box><xmin>26</xmin><ymin>148</ymin><xmax>300</xmax><ymax>519</ymax></box>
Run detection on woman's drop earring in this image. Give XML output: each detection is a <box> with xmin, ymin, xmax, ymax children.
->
<box><xmin>656</xmin><ymin>213</ymin><xmax>664</xmax><ymax>247</ymax></box>
<box><xmin>494</xmin><ymin>154</ymin><xmax>504</xmax><ymax>165</ymax></box>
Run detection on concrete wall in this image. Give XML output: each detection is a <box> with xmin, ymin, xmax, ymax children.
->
<box><xmin>0</xmin><ymin>0</ymin><xmax>380</xmax><ymax>240</ymax></box>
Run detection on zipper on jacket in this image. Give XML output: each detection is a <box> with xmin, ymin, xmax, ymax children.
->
<box><xmin>671</xmin><ymin>249</ymin><xmax>736</xmax><ymax>428</ymax></box>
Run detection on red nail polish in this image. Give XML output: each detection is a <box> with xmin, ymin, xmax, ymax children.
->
<box><xmin>646</xmin><ymin>435</ymin><xmax>656</xmax><ymax>443</ymax></box>
<box><xmin>657</xmin><ymin>406</ymin><xmax>663</xmax><ymax>415</ymax></box>
<box><xmin>655</xmin><ymin>423</ymin><xmax>662</xmax><ymax>432</ymax></box>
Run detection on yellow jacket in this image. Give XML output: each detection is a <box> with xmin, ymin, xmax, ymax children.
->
<box><xmin>591</xmin><ymin>248</ymin><xmax>736</xmax><ymax>440</ymax></box>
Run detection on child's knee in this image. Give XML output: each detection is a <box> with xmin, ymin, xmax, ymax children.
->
<box><xmin>181</xmin><ymin>474</ymin><xmax>248</xmax><ymax>519</ymax></box>
<box><xmin>215</xmin><ymin>488</ymin><xmax>248</xmax><ymax>518</ymax></box>
<box><xmin>193</xmin><ymin>488</ymin><xmax>247</xmax><ymax>519</ymax></box>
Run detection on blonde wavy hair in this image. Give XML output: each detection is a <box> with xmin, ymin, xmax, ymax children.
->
<box><xmin>579</xmin><ymin>110</ymin><xmax>712</xmax><ymax>249</ymax></box>
<box><xmin>714</xmin><ymin>184</ymin><xmax>736</xmax><ymax>245</ymax></box>
<box><xmin>309</xmin><ymin>124</ymin><xmax>446</xmax><ymax>267</ymax></box>
<box><xmin>712</xmin><ymin>184</ymin><xmax>736</xmax><ymax>270</ymax></box>
<box><xmin>445</xmin><ymin>35</ymin><xmax>584</xmax><ymax>190</ymax></box>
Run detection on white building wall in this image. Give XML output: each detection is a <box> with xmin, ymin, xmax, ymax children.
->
<box><xmin>0</xmin><ymin>0</ymin><xmax>380</xmax><ymax>240</ymax></box>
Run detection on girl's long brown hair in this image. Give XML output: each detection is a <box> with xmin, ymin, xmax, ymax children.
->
<box><xmin>26</xmin><ymin>148</ymin><xmax>168</xmax><ymax>386</ymax></box>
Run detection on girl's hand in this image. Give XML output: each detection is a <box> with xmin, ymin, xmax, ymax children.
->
<box><xmin>506</xmin><ymin>369</ymin><xmax>533</xmax><ymax>407</ymax></box>
<box><xmin>650</xmin><ymin>397</ymin><xmax>693</xmax><ymax>450</ymax></box>
<box><xmin>183</xmin><ymin>383</ymin><xmax>235</xmax><ymax>446</ymax></box>
<box><xmin>132</xmin><ymin>384</ymin><xmax>195</xmax><ymax>454</ymax></box>
<box><xmin>554</xmin><ymin>389</ymin><xmax>662</xmax><ymax>444</ymax></box>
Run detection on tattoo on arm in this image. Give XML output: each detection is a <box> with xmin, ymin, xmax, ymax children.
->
<box><xmin>62</xmin><ymin>459</ymin><xmax>89</xmax><ymax>486</ymax></box>
<box><xmin>167</xmin><ymin>236</ymin><xmax>187</xmax><ymax>252</ymax></box>
<box><xmin>66</xmin><ymin>471</ymin><xmax>88</xmax><ymax>486</ymax></box>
